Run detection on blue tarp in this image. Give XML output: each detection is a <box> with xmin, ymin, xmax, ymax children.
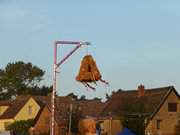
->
<box><xmin>117</xmin><ymin>128</ymin><xmax>136</xmax><ymax>135</ymax></box>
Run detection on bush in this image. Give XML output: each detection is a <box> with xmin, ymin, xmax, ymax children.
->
<box><xmin>6</xmin><ymin>119</ymin><xmax>34</xmax><ymax>134</ymax></box>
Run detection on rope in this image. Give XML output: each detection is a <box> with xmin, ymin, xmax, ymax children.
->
<box><xmin>100</xmin><ymin>79</ymin><xmax>109</xmax><ymax>85</ymax></box>
<box><xmin>82</xmin><ymin>82</ymin><xmax>96</xmax><ymax>91</ymax></box>
<box><xmin>86</xmin><ymin>45</ymin><xmax>89</xmax><ymax>55</ymax></box>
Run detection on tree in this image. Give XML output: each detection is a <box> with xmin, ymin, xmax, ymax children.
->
<box><xmin>105</xmin><ymin>93</ymin><xmax>111</xmax><ymax>100</ymax></box>
<box><xmin>6</xmin><ymin>119</ymin><xmax>34</xmax><ymax>135</ymax></box>
<box><xmin>0</xmin><ymin>61</ymin><xmax>51</xmax><ymax>99</ymax></box>
<box><xmin>67</xmin><ymin>93</ymin><xmax>78</xmax><ymax>100</ymax></box>
<box><xmin>79</xmin><ymin>95</ymin><xmax>86</xmax><ymax>101</ymax></box>
<box><xmin>93</xmin><ymin>97</ymin><xmax>102</xmax><ymax>101</ymax></box>
<box><xmin>27</xmin><ymin>85</ymin><xmax>52</xmax><ymax>96</ymax></box>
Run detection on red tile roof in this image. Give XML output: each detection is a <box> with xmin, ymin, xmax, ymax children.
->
<box><xmin>75</xmin><ymin>100</ymin><xmax>106</xmax><ymax>118</ymax></box>
<box><xmin>0</xmin><ymin>96</ymin><xmax>48</xmax><ymax>119</ymax></box>
<box><xmin>0</xmin><ymin>100</ymin><xmax>12</xmax><ymax>106</ymax></box>
<box><xmin>101</xmin><ymin>86</ymin><xmax>178</xmax><ymax>118</ymax></box>
<box><xmin>31</xmin><ymin>96</ymin><xmax>106</xmax><ymax>124</ymax></box>
<box><xmin>0</xmin><ymin>96</ymin><xmax>30</xmax><ymax>119</ymax></box>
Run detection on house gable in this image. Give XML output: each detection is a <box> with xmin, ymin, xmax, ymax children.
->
<box><xmin>33</xmin><ymin>105</ymin><xmax>63</xmax><ymax>135</ymax></box>
<box><xmin>146</xmin><ymin>88</ymin><xmax>180</xmax><ymax>135</ymax></box>
<box><xmin>154</xmin><ymin>89</ymin><xmax>179</xmax><ymax>117</ymax></box>
<box><xmin>33</xmin><ymin>106</ymin><xmax>51</xmax><ymax>134</ymax></box>
<box><xmin>0</xmin><ymin>97</ymin><xmax>41</xmax><ymax>131</ymax></box>
<box><xmin>150</xmin><ymin>87</ymin><xmax>179</xmax><ymax>119</ymax></box>
<box><xmin>99</xmin><ymin>86</ymin><xmax>179</xmax><ymax>135</ymax></box>
<box><xmin>14</xmin><ymin>97</ymin><xmax>40</xmax><ymax>121</ymax></box>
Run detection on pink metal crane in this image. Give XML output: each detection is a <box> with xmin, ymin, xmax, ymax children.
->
<box><xmin>51</xmin><ymin>41</ymin><xmax>90</xmax><ymax>135</ymax></box>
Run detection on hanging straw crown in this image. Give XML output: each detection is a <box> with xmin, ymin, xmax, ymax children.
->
<box><xmin>76</xmin><ymin>54</ymin><xmax>109</xmax><ymax>90</ymax></box>
<box><xmin>76</xmin><ymin>55</ymin><xmax>102</xmax><ymax>82</ymax></box>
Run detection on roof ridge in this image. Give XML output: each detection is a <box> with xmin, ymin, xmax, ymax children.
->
<box><xmin>116</xmin><ymin>86</ymin><xmax>174</xmax><ymax>93</ymax></box>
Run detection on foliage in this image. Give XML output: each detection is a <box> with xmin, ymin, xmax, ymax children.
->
<box><xmin>6</xmin><ymin>119</ymin><xmax>34</xmax><ymax>133</ymax></box>
<box><xmin>93</xmin><ymin>97</ymin><xmax>102</xmax><ymax>101</ymax></box>
<box><xmin>67</xmin><ymin>93</ymin><xmax>78</xmax><ymax>100</ymax></box>
<box><xmin>66</xmin><ymin>92</ymin><xmax>102</xmax><ymax>101</ymax></box>
<box><xmin>105</xmin><ymin>93</ymin><xmax>111</xmax><ymax>100</ymax></box>
<box><xmin>79</xmin><ymin>95</ymin><xmax>86</xmax><ymax>101</ymax></box>
<box><xmin>27</xmin><ymin>85</ymin><xmax>52</xmax><ymax>96</ymax></box>
<box><xmin>0</xmin><ymin>61</ymin><xmax>51</xmax><ymax>100</ymax></box>
<box><xmin>66</xmin><ymin>93</ymin><xmax>88</xmax><ymax>101</ymax></box>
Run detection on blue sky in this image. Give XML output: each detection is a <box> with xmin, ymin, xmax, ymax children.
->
<box><xmin>0</xmin><ymin>0</ymin><xmax>180</xmax><ymax>99</ymax></box>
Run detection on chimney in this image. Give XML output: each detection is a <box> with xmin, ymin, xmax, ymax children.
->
<box><xmin>137</xmin><ymin>84</ymin><xmax>145</xmax><ymax>98</ymax></box>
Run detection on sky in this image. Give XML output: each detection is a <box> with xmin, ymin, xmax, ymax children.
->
<box><xmin>0</xmin><ymin>0</ymin><xmax>180</xmax><ymax>100</ymax></box>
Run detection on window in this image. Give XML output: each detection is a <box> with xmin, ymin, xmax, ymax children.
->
<box><xmin>157</xmin><ymin>120</ymin><xmax>162</xmax><ymax>129</ymax></box>
<box><xmin>28</xmin><ymin>106</ymin><xmax>33</xmax><ymax>115</ymax></box>
<box><xmin>168</xmin><ymin>103</ymin><xmax>177</xmax><ymax>112</ymax></box>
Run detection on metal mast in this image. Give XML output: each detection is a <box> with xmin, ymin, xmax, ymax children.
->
<box><xmin>51</xmin><ymin>41</ymin><xmax>90</xmax><ymax>135</ymax></box>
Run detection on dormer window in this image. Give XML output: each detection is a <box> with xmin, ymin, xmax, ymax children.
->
<box><xmin>168</xmin><ymin>103</ymin><xmax>177</xmax><ymax>112</ymax></box>
<box><xmin>28</xmin><ymin>106</ymin><xmax>33</xmax><ymax>115</ymax></box>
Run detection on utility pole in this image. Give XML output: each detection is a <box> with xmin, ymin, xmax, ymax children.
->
<box><xmin>109</xmin><ymin>116</ymin><xmax>112</xmax><ymax>135</ymax></box>
<box><xmin>108</xmin><ymin>112</ymin><xmax>112</xmax><ymax>135</ymax></box>
<box><xmin>68</xmin><ymin>104</ymin><xmax>73</xmax><ymax>135</ymax></box>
